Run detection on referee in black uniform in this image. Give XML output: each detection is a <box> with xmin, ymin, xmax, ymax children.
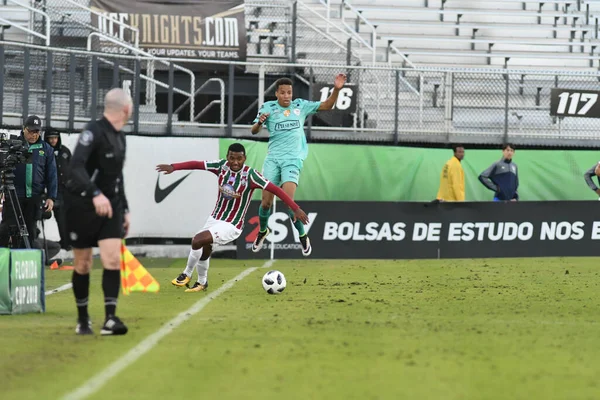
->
<box><xmin>65</xmin><ymin>88</ymin><xmax>131</xmax><ymax>336</ymax></box>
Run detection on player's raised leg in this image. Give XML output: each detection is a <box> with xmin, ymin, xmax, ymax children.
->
<box><xmin>281</xmin><ymin>182</ymin><xmax>311</xmax><ymax>256</ymax></box>
<box><xmin>253</xmin><ymin>190</ymin><xmax>274</xmax><ymax>252</ymax></box>
<box><xmin>253</xmin><ymin>158</ymin><xmax>280</xmax><ymax>252</ymax></box>
<box><xmin>281</xmin><ymin>161</ymin><xmax>311</xmax><ymax>256</ymax></box>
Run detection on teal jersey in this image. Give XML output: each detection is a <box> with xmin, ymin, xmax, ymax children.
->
<box><xmin>253</xmin><ymin>99</ymin><xmax>321</xmax><ymax>160</ymax></box>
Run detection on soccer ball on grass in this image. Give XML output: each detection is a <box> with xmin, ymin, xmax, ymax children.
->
<box><xmin>262</xmin><ymin>270</ymin><xmax>286</xmax><ymax>294</ymax></box>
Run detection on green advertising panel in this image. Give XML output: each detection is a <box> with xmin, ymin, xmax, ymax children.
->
<box><xmin>10</xmin><ymin>249</ymin><xmax>44</xmax><ymax>314</ymax></box>
<box><xmin>221</xmin><ymin>139</ymin><xmax>600</xmax><ymax>202</ymax></box>
<box><xmin>0</xmin><ymin>248</ymin><xmax>11</xmax><ymax>315</ymax></box>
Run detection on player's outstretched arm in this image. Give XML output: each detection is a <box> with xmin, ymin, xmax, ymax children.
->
<box><xmin>251</xmin><ymin>113</ymin><xmax>269</xmax><ymax>135</ymax></box>
<box><xmin>156</xmin><ymin>161</ymin><xmax>207</xmax><ymax>174</ymax></box>
<box><xmin>264</xmin><ymin>182</ymin><xmax>309</xmax><ymax>224</ymax></box>
<box><xmin>318</xmin><ymin>73</ymin><xmax>347</xmax><ymax>111</ymax></box>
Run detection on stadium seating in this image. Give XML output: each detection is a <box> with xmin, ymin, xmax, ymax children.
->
<box><xmin>293</xmin><ymin>0</ymin><xmax>600</xmax><ymax>137</ymax></box>
<box><xmin>299</xmin><ymin>0</ymin><xmax>600</xmax><ymax>69</ymax></box>
<box><xmin>1</xmin><ymin>0</ymin><xmax>600</xmax><ymax>144</ymax></box>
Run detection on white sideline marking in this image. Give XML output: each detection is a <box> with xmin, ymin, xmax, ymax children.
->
<box><xmin>62</xmin><ymin>259</ymin><xmax>275</xmax><ymax>400</ymax></box>
<box><xmin>45</xmin><ymin>283</ymin><xmax>72</xmax><ymax>296</ymax></box>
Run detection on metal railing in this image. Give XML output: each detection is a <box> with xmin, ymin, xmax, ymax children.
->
<box><xmin>174</xmin><ymin>78</ymin><xmax>225</xmax><ymax>125</ymax></box>
<box><xmin>384</xmin><ymin>36</ymin><xmax>597</xmax><ymax>52</ymax></box>
<box><xmin>297</xmin><ymin>0</ymin><xmax>362</xmax><ymax>62</ymax></box>
<box><xmin>0</xmin><ymin>15</ymin><xmax>49</xmax><ymax>46</ymax></box>
<box><xmin>386</xmin><ymin>47</ymin><xmax>600</xmax><ymax>68</ymax></box>
<box><xmin>57</xmin><ymin>0</ymin><xmax>139</xmax><ymax>48</ymax></box>
<box><xmin>4</xmin><ymin>0</ymin><xmax>50</xmax><ymax>46</ymax></box>
<box><xmin>297</xmin><ymin>16</ymin><xmax>359</xmax><ymax>61</ymax></box>
<box><xmin>459</xmin><ymin>0</ymin><xmax>580</xmax><ymax>7</ymax></box>
<box><xmin>387</xmin><ymin>44</ymin><xmax>416</xmax><ymax>69</ymax></box>
<box><xmin>339</xmin><ymin>0</ymin><xmax>377</xmax><ymax>64</ymax></box>
<box><xmin>369</xmin><ymin>19</ymin><xmax>593</xmax><ymax>37</ymax></box>
<box><xmin>350</xmin><ymin>5</ymin><xmax>584</xmax><ymax>21</ymax></box>
<box><xmin>87</xmin><ymin>32</ymin><xmax>195</xmax><ymax>121</ymax></box>
<box><xmin>3</xmin><ymin>41</ymin><xmax>600</xmax><ymax>147</ymax></box>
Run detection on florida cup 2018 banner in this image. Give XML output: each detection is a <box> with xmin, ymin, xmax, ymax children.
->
<box><xmin>90</xmin><ymin>0</ymin><xmax>246</xmax><ymax>61</ymax></box>
<box><xmin>238</xmin><ymin>200</ymin><xmax>600</xmax><ymax>259</ymax></box>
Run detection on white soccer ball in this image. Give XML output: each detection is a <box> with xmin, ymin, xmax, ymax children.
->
<box><xmin>262</xmin><ymin>270</ymin><xmax>286</xmax><ymax>294</ymax></box>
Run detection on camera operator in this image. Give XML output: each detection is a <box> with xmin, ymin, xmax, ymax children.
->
<box><xmin>0</xmin><ymin>115</ymin><xmax>58</xmax><ymax>248</ymax></box>
<box><xmin>44</xmin><ymin>128</ymin><xmax>71</xmax><ymax>250</ymax></box>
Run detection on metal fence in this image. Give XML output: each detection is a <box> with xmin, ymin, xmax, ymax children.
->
<box><xmin>3</xmin><ymin>41</ymin><xmax>600</xmax><ymax>146</ymax></box>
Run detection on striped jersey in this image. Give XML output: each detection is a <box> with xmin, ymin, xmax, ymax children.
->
<box><xmin>205</xmin><ymin>159</ymin><xmax>270</xmax><ymax>229</ymax></box>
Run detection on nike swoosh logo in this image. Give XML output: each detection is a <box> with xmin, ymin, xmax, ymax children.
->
<box><xmin>154</xmin><ymin>173</ymin><xmax>192</xmax><ymax>203</ymax></box>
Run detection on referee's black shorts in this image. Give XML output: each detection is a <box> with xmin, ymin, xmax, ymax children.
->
<box><xmin>64</xmin><ymin>192</ymin><xmax>124</xmax><ymax>249</ymax></box>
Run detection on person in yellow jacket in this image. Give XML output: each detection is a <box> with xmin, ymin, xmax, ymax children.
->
<box><xmin>436</xmin><ymin>145</ymin><xmax>465</xmax><ymax>201</ymax></box>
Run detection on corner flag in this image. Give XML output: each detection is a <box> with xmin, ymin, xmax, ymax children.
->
<box><xmin>120</xmin><ymin>241</ymin><xmax>160</xmax><ymax>295</ymax></box>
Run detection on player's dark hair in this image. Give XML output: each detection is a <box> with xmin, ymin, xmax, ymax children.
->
<box><xmin>502</xmin><ymin>143</ymin><xmax>515</xmax><ymax>151</ymax></box>
<box><xmin>275</xmin><ymin>78</ymin><xmax>293</xmax><ymax>91</ymax></box>
<box><xmin>228</xmin><ymin>143</ymin><xmax>246</xmax><ymax>155</ymax></box>
<box><xmin>451</xmin><ymin>144</ymin><xmax>464</xmax><ymax>153</ymax></box>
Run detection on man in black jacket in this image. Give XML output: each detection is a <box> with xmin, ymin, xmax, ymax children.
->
<box><xmin>583</xmin><ymin>162</ymin><xmax>600</xmax><ymax>198</ymax></box>
<box><xmin>65</xmin><ymin>88</ymin><xmax>131</xmax><ymax>336</ymax></box>
<box><xmin>44</xmin><ymin>129</ymin><xmax>72</xmax><ymax>250</ymax></box>
<box><xmin>0</xmin><ymin>115</ymin><xmax>58</xmax><ymax>248</ymax></box>
<box><xmin>478</xmin><ymin>143</ymin><xmax>519</xmax><ymax>202</ymax></box>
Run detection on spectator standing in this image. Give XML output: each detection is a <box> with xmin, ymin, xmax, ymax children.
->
<box><xmin>479</xmin><ymin>143</ymin><xmax>519</xmax><ymax>202</ymax></box>
<box><xmin>436</xmin><ymin>145</ymin><xmax>465</xmax><ymax>202</ymax></box>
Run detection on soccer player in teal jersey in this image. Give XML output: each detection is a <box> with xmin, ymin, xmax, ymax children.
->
<box><xmin>250</xmin><ymin>74</ymin><xmax>347</xmax><ymax>256</ymax></box>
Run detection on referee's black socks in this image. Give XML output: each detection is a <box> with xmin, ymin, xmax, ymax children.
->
<box><xmin>72</xmin><ymin>271</ymin><xmax>90</xmax><ymax>322</ymax></box>
<box><xmin>102</xmin><ymin>269</ymin><xmax>120</xmax><ymax>319</ymax></box>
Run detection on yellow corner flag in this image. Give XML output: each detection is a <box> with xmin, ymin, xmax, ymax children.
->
<box><xmin>120</xmin><ymin>241</ymin><xmax>160</xmax><ymax>295</ymax></box>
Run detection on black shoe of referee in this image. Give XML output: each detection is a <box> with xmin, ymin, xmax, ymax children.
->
<box><xmin>100</xmin><ymin>315</ymin><xmax>128</xmax><ymax>336</ymax></box>
<box><xmin>75</xmin><ymin>318</ymin><xmax>93</xmax><ymax>335</ymax></box>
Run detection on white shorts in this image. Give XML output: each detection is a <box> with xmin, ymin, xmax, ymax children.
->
<box><xmin>199</xmin><ymin>216</ymin><xmax>242</xmax><ymax>246</ymax></box>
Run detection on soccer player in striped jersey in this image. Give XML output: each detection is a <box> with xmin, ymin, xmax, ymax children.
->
<box><xmin>155</xmin><ymin>143</ymin><xmax>308</xmax><ymax>292</ymax></box>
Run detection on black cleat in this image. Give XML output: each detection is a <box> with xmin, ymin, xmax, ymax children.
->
<box><xmin>252</xmin><ymin>227</ymin><xmax>271</xmax><ymax>252</ymax></box>
<box><xmin>299</xmin><ymin>235</ymin><xmax>312</xmax><ymax>257</ymax></box>
<box><xmin>75</xmin><ymin>318</ymin><xmax>93</xmax><ymax>335</ymax></box>
<box><xmin>101</xmin><ymin>316</ymin><xmax>128</xmax><ymax>336</ymax></box>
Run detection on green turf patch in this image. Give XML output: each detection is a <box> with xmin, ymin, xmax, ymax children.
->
<box><xmin>0</xmin><ymin>258</ymin><xmax>253</xmax><ymax>400</ymax></box>
<box><xmin>2</xmin><ymin>258</ymin><xmax>600</xmax><ymax>400</ymax></box>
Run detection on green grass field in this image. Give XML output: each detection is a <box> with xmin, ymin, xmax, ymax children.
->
<box><xmin>2</xmin><ymin>257</ymin><xmax>600</xmax><ymax>400</ymax></box>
